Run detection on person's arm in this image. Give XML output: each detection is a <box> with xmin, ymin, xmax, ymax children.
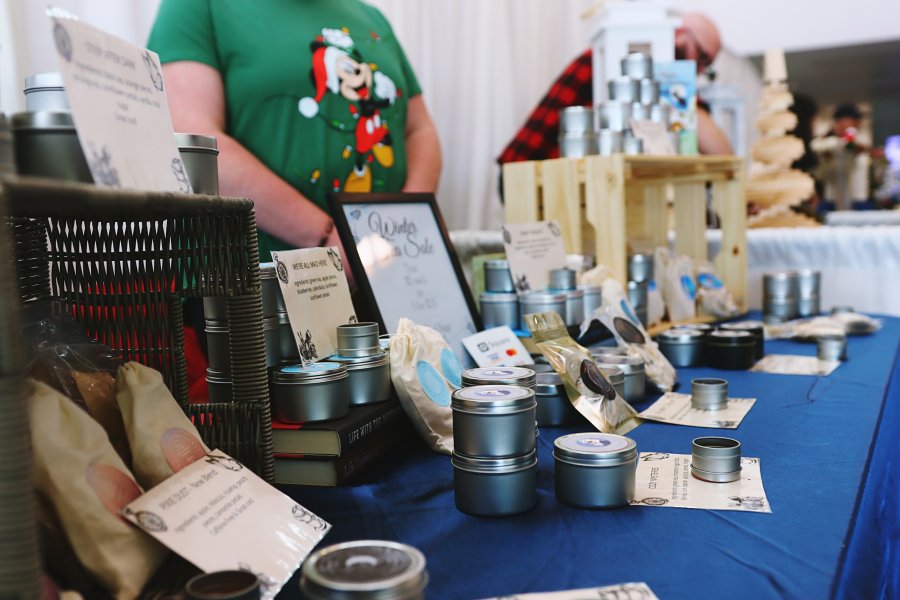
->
<box><xmin>162</xmin><ymin>61</ymin><xmax>334</xmax><ymax>248</ymax></box>
<box><xmin>401</xmin><ymin>95</ymin><xmax>441</xmax><ymax>193</ymax></box>
<box><xmin>697</xmin><ymin>108</ymin><xmax>733</xmax><ymax>155</ymax></box>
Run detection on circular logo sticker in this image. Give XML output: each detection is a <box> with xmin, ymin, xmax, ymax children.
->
<box><xmin>483</xmin><ymin>369</ymin><xmax>515</xmax><ymax>376</ymax></box>
<box><xmin>577</xmin><ymin>437</ymin><xmax>612</xmax><ymax>448</ymax></box>
<box><xmin>476</xmin><ymin>388</ymin><xmax>512</xmax><ymax>397</ymax></box>
<box><xmin>680</xmin><ymin>275</ymin><xmax>697</xmax><ymax>300</ymax></box>
<box><xmin>416</xmin><ymin>360</ymin><xmax>450</xmax><ymax>406</ymax></box>
<box><xmin>697</xmin><ymin>273</ymin><xmax>723</xmax><ymax>289</ymax></box>
<box><xmin>440</xmin><ymin>348</ymin><xmax>462</xmax><ymax>387</ymax></box>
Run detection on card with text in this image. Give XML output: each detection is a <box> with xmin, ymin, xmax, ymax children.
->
<box><xmin>49</xmin><ymin>10</ymin><xmax>190</xmax><ymax>192</ymax></box>
<box><xmin>750</xmin><ymin>355</ymin><xmax>839</xmax><ymax>376</ymax></box>
<box><xmin>639</xmin><ymin>393</ymin><xmax>756</xmax><ymax>429</ymax></box>
<box><xmin>480</xmin><ymin>582</ymin><xmax>659</xmax><ymax>600</ymax></box>
<box><xmin>632</xmin><ymin>452</ymin><xmax>771</xmax><ymax>513</ymax></box>
<box><xmin>271</xmin><ymin>247</ymin><xmax>356</xmax><ymax>365</ymax></box>
<box><xmin>629</xmin><ymin>119</ymin><xmax>676</xmax><ymax>155</ymax></box>
<box><xmin>462</xmin><ymin>327</ymin><xmax>534</xmax><ymax>367</ymax></box>
<box><xmin>122</xmin><ymin>451</ymin><xmax>330</xmax><ymax>599</ymax></box>
<box><xmin>500</xmin><ymin>221</ymin><xmax>567</xmax><ymax>294</ymax></box>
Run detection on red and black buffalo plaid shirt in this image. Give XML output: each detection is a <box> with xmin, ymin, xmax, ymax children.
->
<box><xmin>497</xmin><ymin>49</ymin><xmax>593</xmax><ymax>165</ymax></box>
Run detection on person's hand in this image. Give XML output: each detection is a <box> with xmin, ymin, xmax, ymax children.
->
<box><xmin>325</xmin><ymin>224</ymin><xmax>356</xmax><ymax>291</ymax></box>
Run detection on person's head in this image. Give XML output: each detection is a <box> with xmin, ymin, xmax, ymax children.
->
<box><xmin>832</xmin><ymin>103</ymin><xmax>863</xmax><ymax>137</ymax></box>
<box><xmin>675</xmin><ymin>12</ymin><xmax>722</xmax><ymax>74</ymax></box>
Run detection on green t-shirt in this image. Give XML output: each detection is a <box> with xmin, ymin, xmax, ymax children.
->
<box><xmin>148</xmin><ymin>0</ymin><xmax>421</xmax><ymax>258</ymax></box>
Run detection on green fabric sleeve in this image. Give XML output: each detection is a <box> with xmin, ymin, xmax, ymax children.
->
<box><xmin>147</xmin><ymin>0</ymin><xmax>220</xmax><ymax>71</ymax></box>
<box><xmin>363</xmin><ymin>3</ymin><xmax>422</xmax><ymax>98</ymax></box>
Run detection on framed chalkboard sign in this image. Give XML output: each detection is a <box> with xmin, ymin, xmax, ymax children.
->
<box><xmin>328</xmin><ymin>193</ymin><xmax>482</xmax><ymax>360</ymax></box>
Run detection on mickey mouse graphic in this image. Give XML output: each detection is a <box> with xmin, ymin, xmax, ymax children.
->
<box><xmin>299</xmin><ymin>27</ymin><xmax>398</xmax><ymax>193</ymax></box>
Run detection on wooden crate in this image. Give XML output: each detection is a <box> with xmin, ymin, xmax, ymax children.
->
<box><xmin>503</xmin><ymin>155</ymin><xmax>747</xmax><ymax>318</ymax></box>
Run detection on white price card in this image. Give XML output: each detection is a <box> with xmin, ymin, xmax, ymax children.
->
<box><xmin>122</xmin><ymin>451</ymin><xmax>331</xmax><ymax>599</ymax></box>
<box><xmin>48</xmin><ymin>9</ymin><xmax>190</xmax><ymax>192</ymax></box>
<box><xmin>632</xmin><ymin>452</ymin><xmax>771</xmax><ymax>513</ymax></box>
<box><xmin>462</xmin><ymin>326</ymin><xmax>534</xmax><ymax>367</ymax></box>
<box><xmin>480</xmin><ymin>582</ymin><xmax>659</xmax><ymax>600</ymax></box>
<box><xmin>500</xmin><ymin>221</ymin><xmax>567</xmax><ymax>294</ymax></box>
<box><xmin>639</xmin><ymin>392</ymin><xmax>756</xmax><ymax>429</ymax></box>
<box><xmin>751</xmin><ymin>355</ymin><xmax>840</xmax><ymax>376</ymax></box>
<box><xmin>271</xmin><ymin>247</ymin><xmax>356</xmax><ymax>365</ymax></box>
<box><xmin>629</xmin><ymin>119</ymin><xmax>676</xmax><ymax>155</ymax></box>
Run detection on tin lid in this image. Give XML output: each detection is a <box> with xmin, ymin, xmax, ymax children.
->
<box><xmin>329</xmin><ymin>351</ymin><xmax>390</xmax><ymax>370</ymax></box>
<box><xmin>24</xmin><ymin>72</ymin><xmax>64</xmax><ymax>91</ymax></box>
<box><xmin>11</xmin><ymin>111</ymin><xmax>74</xmax><ymax>130</ymax></box>
<box><xmin>706</xmin><ymin>330</ymin><xmax>754</xmax><ymax>347</ymax></box>
<box><xmin>260</xmin><ymin>262</ymin><xmax>276</xmax><ymax>279</ymax></box>
<box><xmin>692</xmin><ymin>436</ymin><xmax>741</xmax><ymax>459</ymax></box>
<box><xmin>174</xmin><ymin>133</ymin><xmax>219</xmax><ymax>153</ymax></box>
<box><xmin>272</xmin><ymin>362</ymin><xmax>347</xmax><ymax>384</ymax></box>
<box><xmin>479</xmin><ymin>292</ymin><xmax>518</xmax><ymax>303</ymax></box>
<box><xmin>521</xmin><ymin>291</ymin><xmax>567</xmax><ymax>304</ymax></box>
<box><xmin>301</xmin><ymin>540</ymin><xmax>428</xmax><ymax>600</ymax></box>
<box><xmin>657</xmin><ymin>328</ymin><xmax>705</xmax><ymax>344</ymax></box>
<box><xmin>462</xmin><ymin>367</ymin><xmax>536</xmax><ymax>388</ymax></box>
<box><xmin>337</xmin><ymin>322</ymin><xmax>380</xmax><ymax>339</ymax></box>
<box><xmin>451</xmin><ymin>449</ymin><xmax>537</xmax><ymax>473</ymax></box>
<box><xmin>591</xmin><ymin>353</ymin><xmax>645</xmax><ymax>374</ymax></box>
<box><xmin>534</xmin><ymin>371</ymin><xmax>564</xmax><ymax>395</ymax></box>
<box><xmin>553</xmin><ymin>432</ymin><xmax>637</xmax><ymax>466</ymax></box>
<box><xmin>484</xmin><ymin>259</ymin><xmax>509</xmax><ymax>269</ymax></box>
<box><xmin>451</xmin><ymin>384</ymin><xmax>536</xmax><ymax>412</ymax></box>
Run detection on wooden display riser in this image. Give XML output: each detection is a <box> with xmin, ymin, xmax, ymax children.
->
<box><xmin>502</xmin><ymin>155</ymin><xmax>748</xmax><ymax>314</ymax></box>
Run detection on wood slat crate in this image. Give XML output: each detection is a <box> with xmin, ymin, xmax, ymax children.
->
<box><xmin>503</xmin><ymin>155</ymin><xmax>748</xmax><ymax>317</ymax></box>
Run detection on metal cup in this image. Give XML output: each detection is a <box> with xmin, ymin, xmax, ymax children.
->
<box><xmin>691</xmin><ymin>437</ymin><xmax>742</xmax><ymax>483</ymax></box>
<box><xmin>817</xmin><ymin>334</ymin><xmax>847</xmax><ymax>361</ymax></box>
<box><xmin>691</xmin><ymin>378</ymin><xmax>728</xmax><ymax>411</ymax></box>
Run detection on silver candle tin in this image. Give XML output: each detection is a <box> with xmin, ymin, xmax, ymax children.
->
<box><xmin>579</xmin><ymin>284</ymin><xmax>602</xmax><ymax>317</ymax></box>
<box><xmin>763</xmin><ymin>271</ymin><xmax>799</xmax><ymax>297</ymax></box>
<box><xmin>480</xmin><ymin>292</ymin><xmax>519</xmax><ymax>330</ymax></box>
<box><xmin>639</xmin><ymin>78</ymin><xmax>661</xmax><ymax>105</ymax></box>
<box><xmin>329</xmin><ymin>351</ymin><xmax>392</xmax><ymax>405</ymax></box>
<box><xmin>11</xmin><ymin>111</ymin><xmax>91</xmax><ymax>182</ymax></box>
<box><xmin>608</xmin><ymin>77</ymin><xmax>641</xmax><ymax>103</ymax></box>
<box><xmin>462</xmin><ymin>367</ymin><xmax>536</xmax><ymax>389</ymax></box>
<box><xmin>817</xmin><ymin>334</ymin><xmax>848</xmax><ymax>362</ymax></box>
<box><xmin>259</xmin><ymin>262</ymin><xmax>283</xmax><ymax>317</ymax></box>
<box><xmin>691</xmin><ymin>378</ymin><xmax>728</xmax><ymax>410</ymax></box>
<box><xmin>23</xmin><ymin>73</ymin><xmax>69</xmax><ymax>112</ymax></box>
<box><xmin>691</xmin><ymin>437</ymin><xmax>742</xmax><ymax>483</ymax></box>
<box><xmin>626</xmin><ymin>280</ymin><xmax>648</xmax><ymax>325</ymax></box>
<box><xmin>559</xmin><ymin>132</ymin><xmax>598</xmax><ymax>158</ymax></box>
<box><xmin>564</xmin><ymin>289</ymin><xmax>585</xmax><ymax>327</ymax></box>
<box><xmin>553</xmin><ymin>432</ymin><xmax>637</xmax><ymax>508</ymax></box>
<box><xmin>534</xmin><ymin>371</ymin><xmax>581</xmax><ymax>427</ymax></box>
<box><xmin>598</xmin><ymin>129</ymin><xmax>624</xmax><ymax>155</ymax></box>
<box><xmin>720</xmin><ymin>321</ymin><xmax>765</xmax><ymax>360</ymax></box>
<box><xmin>598</xmin><ymin>366</ymin><xmax>625</xmax><ymax>399</ymax></box>
<box><xmin>484</xmin><ymin>259</ymin><xmax>515</xmax><ymax>293</ymax></box>
<box><xmin>549</xmin><ymin>268</ymin><xmax>577</xmax><ymax>291</ymax></box>
<box><xmin>451</xmin><ymin>385</ymin><xmax>537</xmax><ymax>458</ymax></box>
<box><xmin>764</xmin><ymin>297</ymin><xmax>799</xmax><ymax>323</ymax></box>
<box><xmin>452</xmin><ymin>450</ymin><xmax>538</xmax><ymax>517</ymax></box>
<box><xmin>623</xmin><ymin>133</ymin><xmax>644</xmax><ymax>156</ymax></box>
<box><xmin>621</xmin><ymin>53</ymin><xmax>653</xmax><ymax>80</ymax></box>
<box><xmin>277</xmin><ymin>312</ymin><xmax>301</xmax><ymax>362</ymax></box>
<box><xmin>300</xmin><ymin>540</ymin><xmax>428</xmax><ymax>600</ymax></box>
<box><xmin>519</xmin><ymin>291</ymin><xmax>567</xmax><ymax>331</ymax></box>
<box><xmin>797</xmin><ymin>269</ymin><xmax>821</xmax><ymax>317</ymax></box>
<box><xmin>185</xmin><ymin>570</ymin><xmax>260</xmax><ymax>600</ymax></box>
<box><xmin>705</xmin><ymin>330</ymin><xmax>756</xmax><ymax>370</ymax></box>
<box><xmin>657</xmin><ymin>328</ymin><xmax>705</xmax><ymax>367</ymax></box>
<box><xmin>262</xmin><ymin>316</ymin><xmax>281</xmax><ymax>368</ymax></box>
<box><xmin>205</xmin><ymin>321</ymin><xmax>231</xmax><ymax>372</ymax></box>
<box><xmin>628</xmin><ymin>253</ymin><xmax>654</xmax><ymax>283</ymax></box>
<box><xmin>559</xmin><ymin>106</ymin><xmax>595</xmax><ymax>134</ymax></box>
<box><xmin>591</xmin><ymin>354</ymin><xmax>646</xmax><ymax>404</ymax></box>
<box><xmin>271</xmin><ymin>362</ymin><xmax>349</xmax><ymax>423</ymax></box>
<box><xmin>630</xmin><ymin>102</ymin><xmax>650</xmax><ymax>121</ymax></box>
<box><xmin>336</xmin><ymin>322</ymin><xmax>381</xmax><ymax>358</ymax></box>
<box><xmin>174</xmin><ymin>133</ymin><xmax>219</xmax><ymax>195</ymax></box>
<box><xmin>649</xmin><ymin>103</ymin><xmax>671</xmax><ymax>128</ymax></box>
<box><xmin>206</xmin><ymin>368</ymin><xmax>233</xmax><ymax>403</ymax></box>
<box><xmin>597</xmin><ymin>101</ymin><xmax>633</xmax><ymax>132</ymax></box>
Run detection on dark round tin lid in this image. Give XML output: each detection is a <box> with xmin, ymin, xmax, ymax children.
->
<box><xmin>301</xmin><ymin>540</ymin><xmax>428</xmax><ymax>599</ymax></box>
<box><xmin>461</xmin><ymin>367</ymin><xmax>536</xmax><ymax>388</ymax></box>
<box><xmin>273</xmin><ymin>362</ymin><xmax>347</xmax><ymax>384</ymax></box>
<box><xmin>451</xmin><ymin>384</ymin><xmax>535</xmax><ymax>411</ymax></box>
<box><xmin>706</xmin><ymin>330</ymin><xmax>754</xmax><ymax>347</ymax></box>
<box><xmin>657</xmin><ymin>328</ymin><xmax>705</xmax><ymax>343</ymax></box>
<box><xmin>553</xmin><ymin>432</ymin><xmax>637</xmax><ymax>466</ymax></box>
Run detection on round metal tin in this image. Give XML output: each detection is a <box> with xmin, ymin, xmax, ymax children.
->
<box><xmin>277</xmin><ymin>312</ymin><xmax>300</xmax><ymax>361</ymax></box>
<box><xmin>206</xmin><ymin>368</ymin><xmax>232</xmax><ymax>403</ymax></box>
<box><xmin>329</xmin><ymin>352</ymin><xmax>393</xmax><ymax>405</ymax></box>
<box><xmin>817</xmin><ymin>334</ymin><xmax>847</xmax><ymax>361</ymax></box>
<box><xmin>336</xmin><ymin>322</ymin><xmax>381</xmax><ymax>357</ymax></box>
<box><xmin>620</xmin><ymin>53</ymin><xmax>653</xmax><ymax>80</ymax></box>
<box><xmin>691</xmin><ymin>437</ymin><xmax>741</xmax><ymax>483</ymax></box>
<box><xmin>763</xmin><ymin>271</ymin><xmax>800</xmax><ymax>297</ymax></box>
<box><xmin>623</xmin><ymin>133</ymin><xmax>644</xmax><ymax>156</ymax></box>
<box><xmin>591</xmin><ymin>354</ymin><xmax>645</xmax><ymax>404</ymax></box>
<box><xmin>626</xmin><ymin>280</ymin><xmax>648</xmax><ymax>326</ymax></box>
<box><xmin>608</xmin><ymin>77</ymin><xmax>640</xmax><ymax>103</ymax></box>
<box><xmin>23</xmin><ymin>72</ymin><xmax>69</xmax><ymax>112</ymax></box>
<box><xmin>553</xmin><ymin>432</ymin><xmax>637</xmax><ymax>508</ymax></box>
<box><xmin>480</xmin><ymin>292</ymin><xmax>519</xmax><ymax>330</ymax></box>
<box><xmin>657</xmin><ymin>328</ymin><xmax>705</xmax><ymax>367</ymax></box>
<box><xmin>461</xmin><ymin>367</ymin><xmax>536</xmax><ymax>389</ymax></box>
<box><xmin>204</xmin><ymin>321</ymin><xmax>231</xmax><ymax>372</ymax></box>
<box><xmin>719</xmin><ymin>321</ymin><xmax>765</xmax><ymax>360</ymax></box>
<box><xmin>691</xmin><ymin>378</ymin><xmax>728</xmax><ymax>410</ymax></box>
<box><xmin>627</xmin><ymin>253</ymin><xmax>654</xmax><ymax>283</ymax></box>
<box><xmin>648</xmin><ymin>103</ymin><xmax>671</xmax><ymax>128</ymax></box>
<box><xmin>559</xmin><ymin>132</ymin><xmax>598</xmax><ymax>158</ymax></box>
<box><xmin>534</xmin><ymin>371</ymin><xmax>581</xmax><ymax>427</ymax></box>
<box><xmin>519</xmin><ymin>291</ymin><xmax>567</xmax><ymax>330</ymax></box>
<box><xmin>452</xmin><ymin>385</ymin><xmax>536</xmax><ymax>458</ymax></box>
<box><xmin>559</xmin><ymin>106</ymin><xmax>595</xmax><ymax>134</ymax></box>
<box><xmin>484</xmin><ymin>259</ymin><xmax>514</xmax><ymax>293</ymax></box>
<box><xmin>301</xmin><ymin>540</ymin><xmax>428</xmax><ymax>600</ymax></box>
<box><xmin>597</xmin><ymin>101</ymin><xmax>632</xmax><ymax>132</ymax></box>
<box><xmin>639</xmin><ymin>78</ymin><xmax>661</xmax><ymax>105</ymax></box>
<box><xmin>704</xmin><ymin>330</ymin><xmax>756</xmax><ymax>370</ymax></box>
<box><xmin>262</xmin><ymin>316</ymin><xmax>280</xmax><ymax>368</ymax></box>
<box><xmin>549</xmin><ymin>268</ymin><xmax>577</xmax><ymax>291</ymax></box>
<box><xmin>185</xmin><ymin>570</ymin><xmax>260</xmax><ymax>600</ymax></box>
<box><xmin>260</xmin><ymin>262</ymin><xmax>285</xmax><ymax>314</ymax></box>
<box><xmin>11</xmin><ymin>111</ymin><xmax>91</xmax><ymax>182</ymax></box>
<box><xmin>579</xmin><ymin>284</ymin><xmax>602</xmax><ymax>316</ymax></box>
<box><xmin>598</xmin><ymin>366</ymin><xmax>625</xmax><ymax>399</ymax></box>
<box><xmin>564</xmin><ymin>289</ymin><xmax>585</xmax><ymax>327</ymax></box>
<box><xmin>271</xmin><ymin>362</ymin><xmax>349</xmax><ymax>423</ymax></box>
<box><xmin>452</xmin><ymin>451</ymin><xmax>538</xmax><ymax>517</ymax></box>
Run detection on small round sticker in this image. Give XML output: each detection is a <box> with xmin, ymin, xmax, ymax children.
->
<box><xmin>440</xmin><ymin>348</ymin><xmax>462</xmax><ymax>388</ymax></box>
<box><xmin>416</xmin><ymin>360</ymin><xmax>450</xmax><ymax>406</ymax></box>
<box><xmin>697</xmin><ymin>273</ymin><xmax>723</xmax><ymax>289</ymax></box>
<box><xmin>680</xmin><ymin>275</ymin><xmax>697</xmax><ymax>300</ymax></box>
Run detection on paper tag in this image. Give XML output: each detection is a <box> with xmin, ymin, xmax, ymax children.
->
<box><xmin>629</xmin><ymin>119</ymin><xmax>676</xmax><ymax>155</ymax></box>
<box><xmin>271</xmin><ymin>248</ymin><xmax>356</xmax><ymax>365</ymax></box>
<box><xmin>462</xmin><ymin>327</ymin><xmax>534</xmax><ymax>367</ymax></box>
<box><xmin>751</xmin><ymin>354</ymin><xmax>840</xmax><ymax>376</ymax></box>
<box><xmin>639</xmin><ymin>392</ymin><xmax>755</xmax><ymax>429</ymax></box>
<box><xmin>49</xmin><ymin>11</ymin><xmax>190</xmax><ymax>192</ymax></box>
<box><xmin>479</xmin><ymin>582</ymin><xmax>659</xmax><ymax>600</ymax></box>
<box><xmin>632</xmin><ymin>452</ymin><xmax>771</xmax><ymax>513</ymax></box>
<box><xmin>500</xmin><ymin>221</ymin><xmax>567</xmax><ymax>294</ymax></box>
<box><xmin>121</xmin><ymin>451</ymin><xmax>330</xmax><ymax>599</ymax></box>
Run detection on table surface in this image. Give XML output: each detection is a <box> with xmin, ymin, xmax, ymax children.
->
<box><xmin>282</xmin><ymin>316</ymin><xmax>899</xmax><ymax>600</ymax></box>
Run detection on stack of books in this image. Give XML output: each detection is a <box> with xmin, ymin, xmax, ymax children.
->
<box><xmin>273</xmin><ymin>399</ymin><xmax>409</xmax><ymax>486</ymax></box>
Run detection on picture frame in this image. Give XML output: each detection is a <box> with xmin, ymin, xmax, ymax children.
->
<box><xmin>328</xmin><ymin>192</ymin><xmax>482</xmax><ymax>359</ymax></box>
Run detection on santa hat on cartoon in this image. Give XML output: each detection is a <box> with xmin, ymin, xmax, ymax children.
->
<box><xmin>299</xmin><ymin>45</ymin><xmax>346</xmax><ymax>118</ymax></box>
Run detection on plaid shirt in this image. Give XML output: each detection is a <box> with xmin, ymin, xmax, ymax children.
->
<box><xmin>497</xmin><ymin>49</ymin><xmax>593</xmax><ymax>165</ymax></box>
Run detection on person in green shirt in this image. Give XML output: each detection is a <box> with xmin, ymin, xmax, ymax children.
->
<box><xmin>148</xmin><ymin>0</ymin><xmax>442</xmax><ymax>263</ymax></box>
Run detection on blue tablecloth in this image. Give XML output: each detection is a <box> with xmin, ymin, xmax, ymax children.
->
<box><xmin>282</xmin><ymin>316</ymin><xmax>900</xmax><ymax>600</ymax></box>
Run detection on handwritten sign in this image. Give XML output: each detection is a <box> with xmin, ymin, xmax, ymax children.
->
<box><xmin>49</xmin><ymin>10</ymin><xmax>189</xmax><ymax>192</ymax></box>
<box><xmin>501</xmin><ymin>221</ymin><xmax>567</xmax><ymax>294</ymax></box>
<box><xmin>122</xmin><ymin>451</ymin><xmax>330</xmax><ymax>599</ymax></box>
<box><xmin>271</xmin><ymin>247</ymin><xmax>356</xmax><ymax>365</ymax></box>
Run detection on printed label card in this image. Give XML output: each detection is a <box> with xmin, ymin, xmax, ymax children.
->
<box><xmin>751</xmin><ymin>355</ymin><xmax>840</xmax><ymax>376</ymax></box>
<box><xmin>629</xmin><ymin>119</ymin><xmax>676</xmax><ymax>155</ymax></box>
<box><xmin>480</xmin><ymin>582</ymin><xmax>659</xmax><ymax>600</ymax></box>
<box><xmin>462</xmin><ymin>327</ymin><xmax>534</xmax><ymax>367</ymax></box>
<box><xmin>632</xmin><ymin>452</ymin><xmax>771</xmax><ymax>513</ymax></box>
<box><xmin>122</xmin><ymin>451</ymin><xmax>331</xmax><ymax>599</ymax></box>
<box><xmin>639</xmin><ymin>392</ymin><xmax>756</xmax><ymax>429</ymax></box>
<box><xmin>500</xmin><ymin>221</ymin><xmax>567</xmax><ymax>294</ymax></box>
<box><xmin>271</xmin><ymin>247</ymin><xmax>356</xmax><ymax>365</ymax></box>
<box><xmin>48</xmin><ymin>9</ymin><xmax>190</xmax><ymax>192</ymax></box>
